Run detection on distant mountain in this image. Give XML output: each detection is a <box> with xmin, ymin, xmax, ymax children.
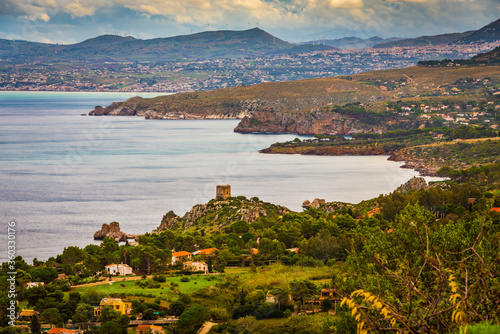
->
<box><xmin>472</xmin><ymin>45</ymin><xmax>500</xmax><ymax>62</ymax></box>
<box><xmin>418</xmin><ymin>45</ymin><xmax>500</xmax><ymax>67</ymax></box>
<box><xmin>0</xmin><ymin>28</ymin><xmax>333</xmax><ymax>64</ymax></box>
<box><xmin>373</xmin><ymin>31</ymin><xmax>475</xmax><ymax>48</ymax></box>
<box><xmin>374</xmin><ymin>17</ymin><xmax>500</xmax><ymax>48</ymax></box>
<box><xmin>306</xmin><ymin>36</ymin><xmax>403</xmax><ymax>49</ymax></box>
<box><xmin>457</xmin><ymin>18</ymin><xmax>500</xmax><ymax>44</ymax></box>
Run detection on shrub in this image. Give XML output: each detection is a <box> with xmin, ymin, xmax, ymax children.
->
<box><xmin>180</xmin><ymin>277</ymin><xmax>190</xmax><ymax>282</ymax></box>
<box><xmin>465</xmin><ymin>322</ymin><xmax>500</xmax><ymax>334</ymax></box>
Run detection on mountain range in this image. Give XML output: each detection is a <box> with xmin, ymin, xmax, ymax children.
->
<box><xmin>374</xmin><ymin>18</ymin><xmax>500</xmax><ymax>48</ymax></box>
<box><xmin>304</xmin><ymin>36</ymin><xmax>403</xmax><ymax>49</ymax></box>
<box><xmin>0</xmin><ymin>28</ymin><xmax>333</xmax><ymax>64</ymax></box>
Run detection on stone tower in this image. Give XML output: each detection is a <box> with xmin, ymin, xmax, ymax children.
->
<box><xmin>216</xmin><ymin>185</ymin><xmax>231</xmax><ymax>200</ymax></box>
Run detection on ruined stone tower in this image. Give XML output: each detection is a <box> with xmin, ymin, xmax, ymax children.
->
<box><xmin>216</xmin><ymin>185</ymin><xmax>231</xmax><ymax>200</ymax></box>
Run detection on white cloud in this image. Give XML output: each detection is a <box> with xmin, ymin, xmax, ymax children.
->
<box><xmin>0</xmin><ymin>0</ymin><xmax>499</xmax><ymax>43</ymax></box>
<box><xmin>328</xmin><ymin>0</ymin><xmax>363</xmax><ymax>8</ymax></box>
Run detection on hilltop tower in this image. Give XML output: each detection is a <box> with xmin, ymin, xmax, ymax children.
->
<box><xmin>216</xmin><ymin>185</ymin><xmax>231</xmax><ymax>200</ymax></box>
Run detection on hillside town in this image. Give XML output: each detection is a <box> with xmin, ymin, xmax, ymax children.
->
<box><xmin>1</xmin><ymin>42</ymin><xmax>498</xmax><ymax>93</ymax></box>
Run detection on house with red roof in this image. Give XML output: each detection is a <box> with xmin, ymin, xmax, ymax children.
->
<box><xmin>192</xmin><ymin>248</ymin><xmax>218</xmax><ymax>256</ymax></box>
<box><xmin>171</xmin><ymin>251</ymin><xmax>192</xmax><ymax>265</ymax></box>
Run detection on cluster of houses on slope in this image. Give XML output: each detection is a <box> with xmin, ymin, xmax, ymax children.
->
<box><xmin>101</xmin><ymin>247</ymin><xmax>220</xmax><ymax>277</ymax></box>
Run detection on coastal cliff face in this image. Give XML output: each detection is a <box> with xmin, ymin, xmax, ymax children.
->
<box><xmin>235</xmin><ymin>110</ymin><xmax>387</xmax><ymax>135</ymax></box>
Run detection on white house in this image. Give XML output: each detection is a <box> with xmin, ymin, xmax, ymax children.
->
<box><xmin>25</xmin><ymin>282</ymin><xmax>45</xmax><ymax>288</ymax></box>
<box><xmin>182</xmin><ymin>261</ymin><xmax>209</xmax><ymax>274</ymax></box>
<box><xmin>105</xmin><ymin>263</ymin><xmax>133</xmax><ymax>276</ymax></box>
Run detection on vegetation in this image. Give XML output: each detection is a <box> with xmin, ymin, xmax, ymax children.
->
<box><xmin>2</xmin><ymin>164</ymin><xmax>500</xmax><ymax>333</ymax></box>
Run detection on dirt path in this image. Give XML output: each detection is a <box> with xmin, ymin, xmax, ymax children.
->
<box><xmin>197</xmin><ymin>322</ymin><xmax>216</xmax><ymax>334</ymax></box>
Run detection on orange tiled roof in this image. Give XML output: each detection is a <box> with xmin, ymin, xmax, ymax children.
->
<box><xmin>47</xmin><ymin>329</ymin><xmax>76</xmax><ymax>334</ymax></box>
<box><xmin>198</xmin><ymin>248</ymin><xmax>218</xmax><ymax>255</ymax></box>
<box><xmin>136</xmin><ymin>325</ymin><xmax>151</xmax><ymax>331</ymax></box>
<box><xmin>172</xmin><ymin>251</ymin><xmax>192</xmax><ymax>257</ymax></box>
<box><xmin>490</xmin><ymin>207</ymin><xmax>500</xmax><ymax>212</ymax></box>
<box><xmin>150</xmin><ymin>326</ymin><xmax>163</xmax><ymax>331</ymax></box>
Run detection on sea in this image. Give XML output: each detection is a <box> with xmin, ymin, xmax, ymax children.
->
<box><xmin>0</xmin><ymin>92</ymin><xmax>438</xmax><ymax>262</ymax></box>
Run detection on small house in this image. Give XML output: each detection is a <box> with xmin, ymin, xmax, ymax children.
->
<box><xmin>94</xmin><ymin>298</ymin><xmax>132</xmax><ymax>317</ymax></box>
<box><xmin>105</xmin><ymin>263</ymin><xmax>133</xmax><ymax>276</ymax></box>
<box><xmin>182</xmin><ymin>261</ymin><xmax>209</xmax><ymax>274</ymax></box>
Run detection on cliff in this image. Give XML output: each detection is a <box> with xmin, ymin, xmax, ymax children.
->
<box><xmin>234</xmin><ymin>110</ymin><xmax>388</xmax><ymax>135</ymax></box>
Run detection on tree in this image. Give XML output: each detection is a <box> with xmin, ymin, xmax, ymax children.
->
<box><xmin>290</xmin><ymin>279</ymin><xmax>317</xmax><ymax>313</ymax></box>
<box><xmin>61</xmin><ymin>246</ymin><xmax>86</xmax><ymax>267</ymax></box>
<box><xmin>40</xmin><ymin>308</ymin><xmax>63</xmax><ymax>327</ymax></box>
<box><xmin>98</xmin><ymin>322</ymin><xmax>122</xmax><ymax>334</ymax></box>
<box><xmin>269</xmin><ymin>286</ymin><xmax>290</xmax><ymax>311</ymax></box>
<box><xmin>142</xmin><ymin>309</ymin><xmax>157</xmax><ymax>320</ymax></box>
<box><xmin>337</xmin><ymin>203</ymin><xmax>500</xmax><ymax>333</ymax></box>
<box><xmin>23</xmin><ymin>285</ymin><xmax>47</xmax><ymax>307</ymax></box>
<box><xmin>98</xmin><ymin>306</ymin><xmax>120</xmax><ymax>323</ymax></box>
<box><xmin>168</xmin><ymin>301</ymin><xmax>185</xmax><ymax>317</ymax></box>
<box><xmin>177</xmin><ymin>306</ymin><xmax>210</xmax><ymax>333</ymax></box>
<box><xmin>29</xmin><ymin>314</ymin><xmax>41</xmax><ymax>334</ymax></box>
<box><xmin>30</xmin><ymin>267</ymin><xmax>58</xmax><ymax>284</ymax></box>
<box><xmin>73</xmin><ymin>304</ymin><xmax>95</xmax><ymax>328</ymax></box>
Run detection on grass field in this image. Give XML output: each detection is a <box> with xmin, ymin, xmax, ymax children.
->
<box><xmin>73</xmin><ymin>274</ymin><xmax>224</xmax><ymax>302</ymax></box>
<box><xmin>224</xmin><ymin>264</ymin><xmax>340</xmax><ymax>290</ymax></box>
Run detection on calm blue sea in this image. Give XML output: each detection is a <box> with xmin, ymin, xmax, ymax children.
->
<box><xmin>0</xmin><ymin>92</ymin><xmax>432</xmax><ymax>262</ymax></box>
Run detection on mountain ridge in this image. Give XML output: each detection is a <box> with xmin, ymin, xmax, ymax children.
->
<box><xmin>374</xmin><ymin>17</ymin><xmax>500</xmax><ymax>48</ymax></box>
<box><xmin>0</xmin><ymin>28</ymin><xmax>333</xmax><ymax>63</ymax></box>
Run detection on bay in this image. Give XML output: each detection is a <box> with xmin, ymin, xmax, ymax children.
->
<box><xmin>0</xmin><ymin>92</ymin><xmax>432</xmax><ymax>262</ymax></box>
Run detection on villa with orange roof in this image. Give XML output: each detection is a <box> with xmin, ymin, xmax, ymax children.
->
<box><xmin>47</xmin><ymin>329</ymin><xmax>77</xmax><ymax>334</ymax></box>
<box><xmin>136</xmin><ymin>325</ymin><xmax>164</xmax><ymax>334</ymax></box>
<box><xmin>192</xmin><ymin>248</ymin><xmax>218</xmax><ymax>256</ymax></box>
<box><xmin>171</xmin><ymin>251</ymin><xmax>192</xmax><ymax>265</ymax></box>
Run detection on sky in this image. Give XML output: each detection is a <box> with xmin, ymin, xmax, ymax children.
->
<box><xmin>0</xmin><ymin>0</ymin><xmax>499</xmax><ymax>44</ymax></box>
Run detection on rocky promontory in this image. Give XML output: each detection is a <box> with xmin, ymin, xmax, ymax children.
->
<box><xmin>88</xmin><ymin>76</ymin><xmax>387</xmax><ymax>135</ymax></box>
<box><xmin>93</xmin><ymin>221</ymin><xmax>138</xmax><ymax>242</ymax></box>
<box><xmin>155</xmin><ymin>196</ymin><xmax>288</xmax><ymax>232</ymax></box>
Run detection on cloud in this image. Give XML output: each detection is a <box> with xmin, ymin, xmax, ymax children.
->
<box><xmin>0</xmin><ymin>0</ymin><xmax>498</xmax><ymax>43</ymax></box>
<box><xmin>65</xmin><ymin>1</ymin><xmax>97</xmax><ymax>17</ymax></box>
<box><xmin>0</xmin><ymin>0</ymin><xmax>56</xmax><ymax>21</ymax></box>
<box><xmin>328</xmin><ymin>0</ymin><xmax>363</xmax><ymax>8</ymax></box>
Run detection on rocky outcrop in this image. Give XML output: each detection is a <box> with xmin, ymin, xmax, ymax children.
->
<box><xmin>388</xmin><ymin>150</ymin><xmax>440</xmax><ymax>176</ymax></box>
<box><xmin>235</xmin><ymin>110</ymin><xmax>387</xmax><ymax>135</ymax></box>
<box><xmin>94</xmin><ymin>221</ymin><xmax>129</xmax><ymax>242</ymax></box>
<box><xmin>394</xmin><ymin>177</ymin><xmax>429</xmax><ymax>195</ymax></box>
<box><xmin>155</xmin><ymin>197</ymin><xmax>289</xmax><ymax>232</ymax></box>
